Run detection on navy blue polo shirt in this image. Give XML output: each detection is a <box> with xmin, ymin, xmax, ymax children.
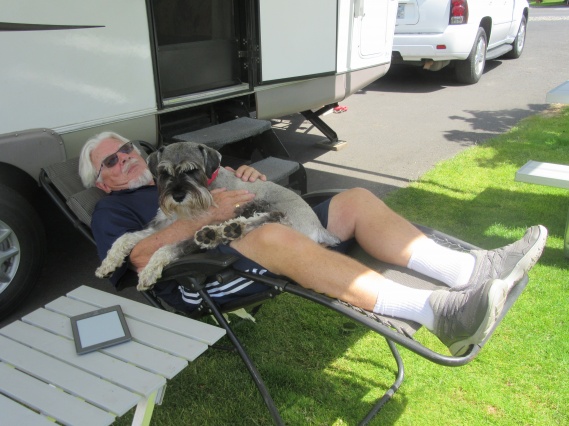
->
<box><xmin>91</xmin><ymin>185</ymin><xmax>159</xmax><ymax>286</ymax></box>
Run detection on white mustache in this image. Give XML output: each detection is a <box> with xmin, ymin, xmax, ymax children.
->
<box><xmin>122</xmin><ymin>157</ymin><xmax>139</xmax><ymax>174</ymax></box>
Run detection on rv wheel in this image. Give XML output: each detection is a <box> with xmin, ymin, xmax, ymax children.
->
<box><xmin>0</xmin><ymin>185</ymin><xmax>46</xmax><ymax>320</ymax></box>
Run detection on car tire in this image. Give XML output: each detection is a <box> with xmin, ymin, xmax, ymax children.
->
<box><xmin>0</xmin><ymin>185</ymin><xmax>46</xmax><ymax>320</ymax></box>
<box><xmin>504</xmin><ymin>15</ymin><xmax>527</xmax><ymax>59</ymax></box>
<box><xmin>455</xmin><ymin>27</ymin><xmax>487</xmax><ymax>84</ymax></box>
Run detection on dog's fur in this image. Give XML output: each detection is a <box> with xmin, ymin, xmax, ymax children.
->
<box><xmin>95</xmin><ymin>142</ymin><xmax>340</xmax><ymax>290</ymax></box>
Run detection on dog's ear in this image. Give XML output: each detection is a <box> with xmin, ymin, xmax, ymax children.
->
<box><xmin>198</xmin><ymin>144</ymin><xmax>222</xmax><ymax>177</ymax></box>
<box><xmin>146</xmin><ymin>148</ymin><xmax>163</xmax><ymax>177</ymax></box>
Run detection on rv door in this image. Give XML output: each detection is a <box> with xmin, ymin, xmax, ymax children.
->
<box><xmin>258</xmin><ymin>0</ymin><xmax>397</xmax><ymax>83</ymax></box>
<box><xmin>343</xmin><ymin>0</ymin><xmax>397</xmax><ymax>72</ymax></box>
<box><xmin>257</xmin><ymin>0</ymin><xmax>337</xmax><ymax>83</ymax></box>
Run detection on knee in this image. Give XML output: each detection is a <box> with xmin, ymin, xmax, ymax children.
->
<box><xmin>243</xmin><ymin>223</ymin><xmax>302</xmax><ymax>250</ymax></box>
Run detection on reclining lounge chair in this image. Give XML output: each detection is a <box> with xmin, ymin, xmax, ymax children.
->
<box><xmin>39</xmin><ymin>140</ymin><xmax>529</xmax><ymax>425</ymax></box>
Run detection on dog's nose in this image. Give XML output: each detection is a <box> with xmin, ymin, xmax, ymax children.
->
<box><xmin>172</xmin><ymin>191</ymin><xmax>186</xmax><ymax>203</ymax></box>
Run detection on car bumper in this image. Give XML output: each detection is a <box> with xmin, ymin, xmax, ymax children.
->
<box><xmin>392</xmin><ymin>24</ymin><xmax>479</xmax><ymax>61</ymax></box>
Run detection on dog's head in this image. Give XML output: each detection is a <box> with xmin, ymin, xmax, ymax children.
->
<box><xmin>146</xmin><ymin>142</ymin><xmax>222</xmax><ymax>218</ymax></box>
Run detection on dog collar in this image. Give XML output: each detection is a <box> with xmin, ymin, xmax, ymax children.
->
<box><xmin>207</xmin><ymin>167</ymin><xmax>220</xmax><ymax>186</ymax></box>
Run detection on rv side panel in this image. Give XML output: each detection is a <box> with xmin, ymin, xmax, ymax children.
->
<box><xmin>0</xmin><ymin>1</ymin><xmax>157</xmax><ymax>136</ymax></box>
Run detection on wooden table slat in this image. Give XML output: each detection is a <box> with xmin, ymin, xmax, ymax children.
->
<box><xmin>0</xmin><ymin>393</ymin><xmax>55</xmax><ymax>426</ymax></box>
<box><xmin>44</xmin><ymin>297</ymin><xmax>210</xmax><ymax>361</ymax></box>
<box><xmin>67</xmin><ymin>286</ymin><xmax>226</xmax><ymax>345</ymax></box>
<box><xmin>0</xmin><ymin>332</ymin><xmax>139</xmax><ymax>415</ymax></box>
<box><xmin>0</xmin><ymin>362</ymin><xmax>115</xmax><ymax>426</ymax></box>
<box><xmin>23</xmin><ymin>305</ymin><xmax>188</xmax><ymax>378</ymax></box>
<box><xmin>7</xmin><ymin>314</ymin><xmax>166</xmax><ymax>397</ymax></box>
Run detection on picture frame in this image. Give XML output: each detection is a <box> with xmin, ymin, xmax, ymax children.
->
<box><xmin>70</xmin><ymin>305</ymin><xmax>132</xmax><ymax>355</ymax></box>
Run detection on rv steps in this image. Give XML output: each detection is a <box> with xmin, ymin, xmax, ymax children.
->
<box><xmin>173</xmin><ymin>117</ymin><xmax>307</xmax><ymax>194</ymax></box>
<box><xmin>173</xmin><ymin>117</ymin><xmax>271</xmax><ymax>150</ymax></box>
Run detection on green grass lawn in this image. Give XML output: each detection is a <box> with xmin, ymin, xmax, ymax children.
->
<box><xmin>530</xmin><ymin>0</ymin><xmax>567</xmax><ymax>6</ymax></box>
<box><xmin>118</xmin><ymin>106</ymin><xmax>569</xmax><ymax>425</ymax></box>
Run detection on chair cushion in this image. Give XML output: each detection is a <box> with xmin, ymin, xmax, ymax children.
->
<box><xmin>43</xmin><ymin>157</ymin><xmax>84</xmax><ymax>200</ymax></box>
<box><xmin>43</xmin><ymin>141</ymin><xmax>151</xmax><ymax>227</ymax></box>
<box><xmin>67</xmin><ymin>187</ymin><xmax>107</xmax><ymax>227</ymax></box>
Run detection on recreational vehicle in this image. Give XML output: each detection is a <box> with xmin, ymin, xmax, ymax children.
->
<box><xmin>0</xmin><ymin>0</ymin><xmax>397</xmax><ymax>317</ymax></box>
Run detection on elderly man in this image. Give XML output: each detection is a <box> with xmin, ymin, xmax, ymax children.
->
<box><xmin>79</xmin><ymin>131</ymin><xmax>547</xmax><ymax>356</ymax></box>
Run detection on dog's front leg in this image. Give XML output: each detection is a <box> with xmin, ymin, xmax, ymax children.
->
<box><xmin>95</xmin><ymin>229</ymin><xmax>155</xmax><ymax>278</ymax></box>
<box><xmin>137</xmin><ymin>239</ymin><xmax>199</xmax><ymax>290</ymax></box>
<box><xmin>195</xmin><ymin>211</ymin><xmax>286</xmax><ymax>250</ymax></box>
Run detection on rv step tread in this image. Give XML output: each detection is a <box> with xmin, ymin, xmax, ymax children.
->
<box><xmin>173</xmin><ymin>117</ymin><xmax>271</xmax><ymax>149</ymax></box>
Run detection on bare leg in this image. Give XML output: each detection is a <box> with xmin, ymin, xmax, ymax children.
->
<box><xmin>231</xmin><ymin>223</ymin><xmax>386</xmax><ymax>311</ymax></box>
<box><xmin>326</xmin><ymin>188</ymin><xmax>427</xmax><ymax>266</ymax></box>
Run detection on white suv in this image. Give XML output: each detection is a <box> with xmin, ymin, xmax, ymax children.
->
<box><xmin>392</xmin><ymin>0</ymin><xmax>529</xmax><ymax>84</ymax></box>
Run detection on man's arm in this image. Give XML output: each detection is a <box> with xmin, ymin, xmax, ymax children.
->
<box><xmin>130</xmin><ymin>165</ymin><xmax>264</xmax><ymax>272</ymax></box>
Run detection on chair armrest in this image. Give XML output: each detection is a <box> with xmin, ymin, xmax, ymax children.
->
<box><xmin>301</xmin><ymin>189</ymin><xmax>344</xmax><ymax>207</ymax></box>
<box><xmin>160</xmin><ymin>252</ymin><xmax>240</xmax><ymax>281</ymax></box>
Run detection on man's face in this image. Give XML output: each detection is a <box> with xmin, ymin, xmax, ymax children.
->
<box><xmin>91</xmin><ymin>137</ymin><xmax>152</xmax><ymax>193</ymax></box>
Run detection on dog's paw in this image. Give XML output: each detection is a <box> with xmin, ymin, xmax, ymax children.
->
<box><xmin>136</xmin><ymin>281</ymin><xmax>155</xmax><ymax>291</ymax></box>
<box><xmin>137</xmin><ymin>267</ymin><xmax>161</xmax><ymax>291</ymax></box>
<box><xmin>195</xmin><ymin>225</ymin><xmax>222</xmax><ymax>249</ymax></box>
<box><xmin>136</xmin><ymin>280</ymin><xmax>155</xmax><ymax>291</ymax></box>
<box><xmin>222</xmin><ymin>221</ymin><xmax>244</xmax><ymax>241</ymax></box>
<box><xmin>95</xmin><ymin>262</ymin><xmax>115</xmax><ymax>278</ymax></box>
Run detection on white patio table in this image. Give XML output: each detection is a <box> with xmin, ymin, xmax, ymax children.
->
<box><xmin>0</xmin><ymin>285</ymin><xmax>225</xmax><ymax>426</ymax></box>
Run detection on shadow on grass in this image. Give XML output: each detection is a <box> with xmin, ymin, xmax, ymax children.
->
<box><xmin>387</xmin><ymin>184</ymin><xmax>567</xmax><ymax>260</ymax></box>
<box><xmin>142</xmin><ymin>295</ymin><xmax>410</xmax><ymax>425</ymax></box>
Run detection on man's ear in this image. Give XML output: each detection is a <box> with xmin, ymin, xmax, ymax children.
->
<box><xmin>146</xmin><ymin>148</ymin><xmax>163</xmax><ymax>177</ymax></box>
<box><xmin>198</xmin><ymin>144</ymin><xmax>221</xmax><ymax>177</ymax></box>
<box><xmin>95</xmin><ymin>180</ymin><xmax>111</xmax><ymax>194</ymax></box>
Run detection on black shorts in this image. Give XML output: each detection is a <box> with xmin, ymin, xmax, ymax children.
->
<box><xmin>153</xmin><ymin>197</ymin><xmax>354</xmax><ymax>313</ymax></box>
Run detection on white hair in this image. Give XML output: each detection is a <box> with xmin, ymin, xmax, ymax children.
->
<box><xmin>78</xmin><ymin>131</ymin><xmax>142</xmax><ymax>188</ymax></box>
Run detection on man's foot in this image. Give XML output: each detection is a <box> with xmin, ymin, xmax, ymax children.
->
<box><xmin>467</xmin><ymin>225</ymin><xmax>547</xmax><ymax>291</ymax></box>
<box><xmin>429</xmin><ymin>278</ymin><xmax>509</xmax><ymax>356</ymax></box>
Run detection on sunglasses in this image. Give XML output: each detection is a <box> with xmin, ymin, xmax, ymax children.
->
<box><xmin>96</xmin><ymin>142</ymin><xmax>134</xmax><ymax>180</ymax></box>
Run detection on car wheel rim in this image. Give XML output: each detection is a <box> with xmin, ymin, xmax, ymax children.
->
<box><xmin>474</xmin><ymin>37</ymin><xmax>486</xmax><ymax>76</ymax></box>
<box><xmin>0</xmin><ymin>219</ymin><xmax>20</xmax><ymax>294</ymax></box>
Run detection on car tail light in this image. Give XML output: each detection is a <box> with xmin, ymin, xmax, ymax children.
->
<box><xmin>450</xmin><ymin>0</ymin><xmax>468</xmax><ymax>24</ymax></box>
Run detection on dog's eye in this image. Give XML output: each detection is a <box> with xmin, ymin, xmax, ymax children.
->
<box><xmin>184</xmin><ymin>169</ymin><xmax>200</xmax><ymax>178</ymax></box>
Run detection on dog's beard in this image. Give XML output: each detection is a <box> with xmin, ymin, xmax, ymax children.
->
<box><xmin>160</xmin><ymin>183</ymin><xmax>214</xmax><ymax>219</ymax></box>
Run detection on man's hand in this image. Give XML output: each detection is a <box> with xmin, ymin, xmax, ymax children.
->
<box><xmin>225</xmin><ymin>165</ymin><xmax>267</xmax><ymax>182</ymax></box>
<box><xmin>208</xmin><ymin>188</ymin><xmax>255</xmax><ymax>223</ymax></box>
<box><xmin>205</xmin><ymin>164</ymin><xmax>265</xmax><ymax>223</ymax></box>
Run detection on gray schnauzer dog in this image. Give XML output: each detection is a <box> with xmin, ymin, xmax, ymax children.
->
<box><xmin>95</xmin><ymin>141</ymin><xmax>340</xmax><ymax>291</ymax></box>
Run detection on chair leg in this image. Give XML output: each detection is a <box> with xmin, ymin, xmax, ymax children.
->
<box><xmin>358</xmin><ymin>339</ymin><xmax>405</xmax><ymax>426</ymax></box>
<box><xmin>197</xmin><ymin>289</ymin><xmax>285</xmax><ymax>426</ymax></box>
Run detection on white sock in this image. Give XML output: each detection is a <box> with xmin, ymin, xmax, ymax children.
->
<box><xmin>373</xmin><ymin>279</ymin><xmax>435</xmax><ymax>330</ymax></box>
<box><xmin>407</xmin><ymin>238</ymin><xmax>476</xmax><ymax>288</ymax></box>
